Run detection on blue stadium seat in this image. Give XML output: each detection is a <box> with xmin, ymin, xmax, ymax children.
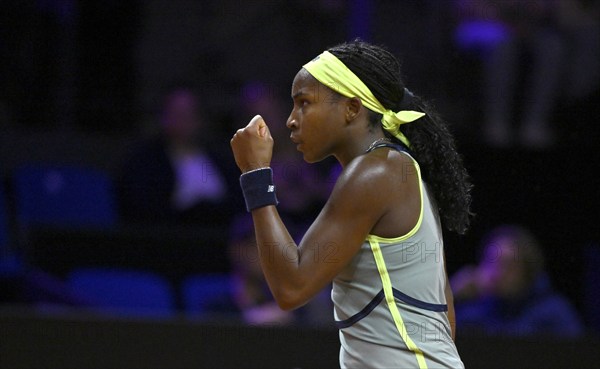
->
<box><xmin>67</xmin><ymin>267</ymin><xmax>175</xmax><ymax>316</ymax></box>
<box><xmin>181</xmin><ymin>273</ymin><xmax>233</xmax><ymax>315</ymax></box>
<box><xmin>13</xmin><ymin>164</ymin><xmax>117</xmax><ymax>229</ymax></box>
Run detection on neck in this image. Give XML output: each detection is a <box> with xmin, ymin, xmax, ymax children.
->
<box><xmin>334</xmin><ymin>129</ymin><xmax>387</xmax><ymax>167</ymax></box>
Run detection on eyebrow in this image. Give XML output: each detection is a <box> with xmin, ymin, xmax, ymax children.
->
<box><xmin>292</xmin><ymin>90</ymin><xmax>310</xmax><ymax>99</ymax></box>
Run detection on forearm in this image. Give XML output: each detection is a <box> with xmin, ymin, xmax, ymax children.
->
<box><xmin>251</xmin><ymin>205</ymin><xmax>304</xmax><ymax>309</ymax></box>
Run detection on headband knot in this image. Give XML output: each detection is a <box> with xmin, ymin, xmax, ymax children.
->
<box><xmin>303</xmin><ymin>51</ymin><xmax>425</xmax><ymax>147</ymax></box>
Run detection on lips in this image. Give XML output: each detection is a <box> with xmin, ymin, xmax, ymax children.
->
<box><xmin>290</xmin><ymin>135</ymin><xmax>303</xmax><ymax>151</ymax></box>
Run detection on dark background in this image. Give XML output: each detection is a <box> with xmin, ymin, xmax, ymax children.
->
<box><xmin>0</xmin><ymin>1</ymin><xmax>599</xmax><ymax>367</ymax></box>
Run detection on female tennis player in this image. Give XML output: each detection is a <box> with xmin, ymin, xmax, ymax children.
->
<box><xmin>230</xmin><ymin>40</ymin><xmax>472</xmax><ymax>368</ymax></box>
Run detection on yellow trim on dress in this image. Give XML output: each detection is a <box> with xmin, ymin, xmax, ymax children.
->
<box><xmin>369</xmin><ymin>237</ymin><xmax>428</xmax><ymax>369</ymax></box>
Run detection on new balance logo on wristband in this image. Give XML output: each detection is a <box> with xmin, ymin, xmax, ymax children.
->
<box><xmin>239</xmin><ymin>167</ymin><xmax>279</xmax><ymax>212</ymax></box>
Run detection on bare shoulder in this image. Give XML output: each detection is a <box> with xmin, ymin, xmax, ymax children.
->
<box><xmin>335</xmin><ymin>149</ymin><xmax>416</xmax><ymax>192</ymax></box>
<box><xmin>328</xmin><ymin>148</ymin><xmax>417</xmax><ymax>209</ymax></box>
<box><xmin>303</xmin><ymin>148</ymin><xmax>420</xmax><ymax>250</ymax></box>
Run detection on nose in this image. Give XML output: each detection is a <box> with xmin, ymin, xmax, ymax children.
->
<box><xmin>286</xmin><ymin>111</ymin><xmax>297</xmax><ymax>130</ymax></box>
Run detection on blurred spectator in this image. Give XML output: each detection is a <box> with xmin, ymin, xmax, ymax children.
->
<box><xmin>454</xmin><ymin>0</ymin><xmax>566</xmax><ymax>148</ymax></box>
<box><xmin>451</xmin><ymin>225</ymin><xmax>584</xmax><ymax>337</ymax></box>
<box><xmin>116</xmin><ymin>85</ymin><xmax>238</xmax><ymax>228</ymax></box>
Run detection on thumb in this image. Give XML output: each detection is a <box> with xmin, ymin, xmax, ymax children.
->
<box><xmin>248</xmin><ymin>114</ymin><xmax>270</xmax><ymax>138</ymax></box>
<box><xmin>259</xmin><ymin>122</ymin><xmax>268</xmax><ymax>138</ymax></box>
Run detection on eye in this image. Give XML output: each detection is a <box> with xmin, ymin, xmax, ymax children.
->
<box><xmin>293</xmin><ymin>99</ymin><xmax>307</xmax><ymax>108</ymax></box>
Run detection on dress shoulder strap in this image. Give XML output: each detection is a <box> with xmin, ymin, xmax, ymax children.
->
<box><xmin>366</xmin><ymin>141</ymin><xmax>411</xmax><ymax>155</ymax></box>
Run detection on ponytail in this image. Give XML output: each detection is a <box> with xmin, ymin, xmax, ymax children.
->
<box><xmin>329</xmin><ymin>40</ymin><xmax>473</xmax><ymax>234</ymax></box>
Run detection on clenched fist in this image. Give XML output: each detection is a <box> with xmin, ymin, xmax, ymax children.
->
<box><xmin>230</xmin><ymin>115</ymin><xmax>274</xmax><ymax>173</ymax></box>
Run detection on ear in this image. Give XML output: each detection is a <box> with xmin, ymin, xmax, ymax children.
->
<box><xmin>345</xmin><ymin>97</ymin><xmax>362</xmax><ymax>123</ymax></box>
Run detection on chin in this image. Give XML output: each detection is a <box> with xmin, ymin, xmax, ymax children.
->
<box><xmin>303</xmin><ymin>155</ymin><xmax>319</xmax><ymax>164</ymax></box>
<box><xmin>303</xmin><ymin>152</ymin><xmax>327</xmax><ymax>164</ymax></box>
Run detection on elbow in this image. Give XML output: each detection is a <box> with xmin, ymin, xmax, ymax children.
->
<box><xmin>273</xmin><ymin>288</ymin><xmax>306</xmax><ymax>311</ymax></box>
<box><xmin>276</xmin><ymin>299</ymin><xmax>297</xmax><ymax>311</ymax></box>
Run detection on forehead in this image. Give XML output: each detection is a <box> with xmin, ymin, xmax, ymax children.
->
<box><xmin>291</xmin><ymin>68</ymin><xmax>328</xmax><ymax>97</ymax></box>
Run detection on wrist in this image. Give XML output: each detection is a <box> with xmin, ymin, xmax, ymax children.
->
<box><xmin>240</xmin><ymin>162</ymin><xmax>272</xmax><ymax>174</ymax></box>
<box><xmin>242</xmin><ymin>166</ymin><xmax>271</xmax><ymax>175</ymax></box>
<box><xmin>239</xmin><ymin>167</ymin><xmax>279</xmax><ymax>212</ymax></box>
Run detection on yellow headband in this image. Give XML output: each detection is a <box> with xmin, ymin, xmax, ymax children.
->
<box><xmin>303</xmin><ymin>51</ymin><xmax>425</xmax><ymax>148</ymax></box>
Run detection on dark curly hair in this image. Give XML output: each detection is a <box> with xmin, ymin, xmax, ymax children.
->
<box><xmin>328</xmin><ymin>40</ymin><xmax>473</xmax><ymax>234</ymax></box>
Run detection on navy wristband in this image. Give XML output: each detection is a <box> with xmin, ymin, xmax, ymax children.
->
<box><xmin>239</xmin><ymin>168</ymin><xmax>279</xmax><ymax>212</ymax></box>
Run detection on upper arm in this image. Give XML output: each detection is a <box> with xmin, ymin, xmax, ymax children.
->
<box><xmin>289</xmin><ymin>157</ymin><xmax>395</xmax><ymax>301</ymax></box>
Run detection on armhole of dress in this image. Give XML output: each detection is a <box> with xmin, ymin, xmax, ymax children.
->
<box><xmin>367</xmin><ymin>151</ymin><xmax>424</xmax><ymax>244</ymax></box>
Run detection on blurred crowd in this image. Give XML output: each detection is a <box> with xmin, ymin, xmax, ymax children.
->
<box><xmin>454</xmin><ymin>0</ymin><xmax>600</xmax><ymax>148</ymax></box>
<box><xmin>0</xmin><ymin>0</ymin><xmax>598</xmax><ymax>335</ymax></box>
<box><xmin>451</xmin><ymin>225</ymin><xmax>584</xmax><ymax>337</ymax></box>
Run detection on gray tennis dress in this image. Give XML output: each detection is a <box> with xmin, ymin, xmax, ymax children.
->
<box><xmin>332</xmin><ymin>143</ymin><xmax>464</xmax><ymax>369</ymax></box>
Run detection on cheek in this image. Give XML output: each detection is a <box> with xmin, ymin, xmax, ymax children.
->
<box><xmin>306</xmin><ymin>106</ymin><xmax>337</xmax><ymax>133</ymax></box>
<box><xmin>297</xmin><ymin>109</ymin><xmax>320</xmax><ymax>140</ymax></box>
